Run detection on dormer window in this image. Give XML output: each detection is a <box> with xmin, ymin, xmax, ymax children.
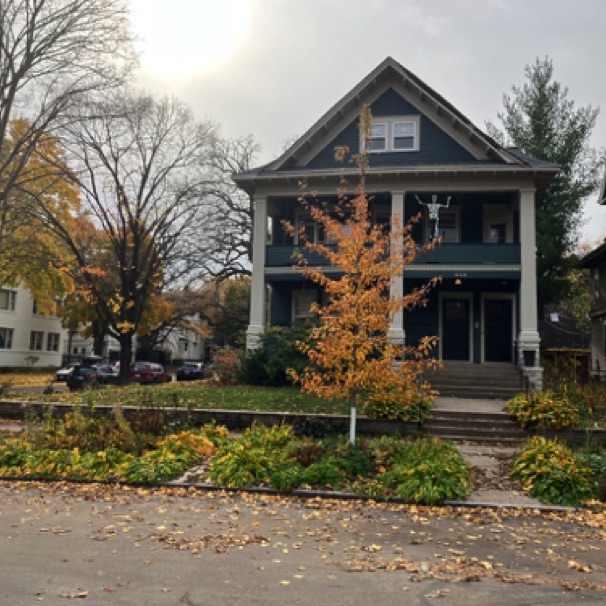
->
<box><xmin>365</xmin><ymin>117</ymin><xmax>419</xmax><ymax>153</ymax></box>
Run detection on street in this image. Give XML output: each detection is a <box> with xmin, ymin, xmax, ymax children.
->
<box><xmin>0</xmin><ymin>482</ymin><xmax>604</xmax><ymax>605</ymax></box>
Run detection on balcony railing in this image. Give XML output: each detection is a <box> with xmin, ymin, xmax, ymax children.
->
<box><xmin>266</xmin><ymin>243</ymin><xmax>521</xmax><ymax>267</ymax></box>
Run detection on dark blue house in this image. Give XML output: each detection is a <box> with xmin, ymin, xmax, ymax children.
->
<box><xmin>234</xmin><ymin>57</ymin><xmax>558</xmax><ymax>389</ymax></box>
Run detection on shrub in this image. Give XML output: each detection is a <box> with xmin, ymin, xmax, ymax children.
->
<box><xmin>237</xmin><ymin>323</ymin><xmax>312</xmax><ymax>386</ymax></box>
<box><xmin>378</xmin><ymin>438</ymin><xmax>471</xmax><ymax>505</ymax></box>
<box><xmin>362</xmin><ymin>393</ymin><xmax>432</xmax><ymax>421</ymax></box>
<box><xmin>506</xmin><ymin>389</ymin><xmax>580</xmax><ymax>429</ymax></box>
<box><xmin>207</xmin><ymin>346</ymin><xmax>241</xmax><ymax>386</ymax></box>
<box><xmin>510</xmin><ymin>437</ymin><xmax>594</xmax><ymax>506</ymax></box>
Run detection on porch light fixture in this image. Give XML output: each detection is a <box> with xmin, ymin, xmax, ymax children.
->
<box><xmin>454</xmin><ymin>278</ymin><xmax>462</xmax><ymax>286</ymax></box>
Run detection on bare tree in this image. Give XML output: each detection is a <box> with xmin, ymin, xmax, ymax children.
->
<box><xmin>0</xmin><ymin>0</ymin><xmax>135</xmax><ymax>259</ymax></box>
<box><xmin>191</xmin><ymin>135</ymin><xmax>259</xmax><ymax>280</ymax></box>
<box><xmin>31</xmin><ymin>90</ymin><xmax>219</xmax><ymax>379</ymax></box>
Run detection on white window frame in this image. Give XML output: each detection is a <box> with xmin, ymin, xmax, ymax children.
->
<box><xmin>292</xmin><ymin>289</ymin><xmax>317</xmax><ymax>321</ymax></box>
<box><xmin>0</xmin><ymin>327</ymin><xmax>13</xmax><ymax>349</ymax></box>
<box><xmin>46</xmin><ymin>332</ymin><xmax>60</xmax><ymax>352</ymax></box>
<box><xmin>0</xmin><ymin>289</ymin><xmax>16</xmax><ymax>311</ymax></box>
<box><xmin>30</xmin><ymin>330</ymin><xmax>44</xmax><ymax>351</ymax></box>
<box><xmin>364</xmin><ymin>116</ymin><xmax>420</xmax><ymax>153</ymax></box>
<box><xmin>368</xmin><ymin>122</ymin><xmax>387</xmax><ymax>151</ymax></box>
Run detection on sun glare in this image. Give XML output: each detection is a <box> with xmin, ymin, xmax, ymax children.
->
<box><xmin>131</xmin><ymin>0</ymin><xmax>252</xmax><ymax>77</ymax></box>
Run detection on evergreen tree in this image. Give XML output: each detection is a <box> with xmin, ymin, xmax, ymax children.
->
<box><xmin>487</xmin><ymin>57</ymin><xmax>605</xmax><ymax>312</ymax></box>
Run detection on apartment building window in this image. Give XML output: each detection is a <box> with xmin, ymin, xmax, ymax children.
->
<box><xmin>30</xmin><ymin>331</ymin><xmax>44</xmax><ymax>351</ymax></box>
<box><xmin>0</xmin><ymin>327</ymin><xmax>13</xmax><ymax>349</ymax></box>
<box><xmin>47</xmin><ymin>333</ymin><xmax>60</xmax><ymax>352</ymax></box>
<box><xmin>0</xmin><ymin>289</ymin><xmax>16</xmax><ymax>311</ymax></box>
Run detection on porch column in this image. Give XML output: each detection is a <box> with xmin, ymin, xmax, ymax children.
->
<box><xmin>246</xmin><ymin>194</ymin><xmax>268</xmax><ymax>350</ymax></box>
<box><xmin>518</xmin><ymin>188</ymin><xmax>543</xmax><ymax>389</ymax></box>
<box><xmin>387</xmin><ymin>190</ymin><xmax>406</xmax><ymax>346</ymax></box>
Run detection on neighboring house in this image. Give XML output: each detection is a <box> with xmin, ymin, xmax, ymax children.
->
<box><xmin>233</xmin><ymin>57</ymin><xmax>559</xmax><ymax>389</ymax></box>
<box><xmin>578</xmin><ymin>167</ymin><xmax>606</xmax><ymax>377</ymax></box>
<box><xmin>0</xmin><ymin>285</ymin><xmax>63</xmax><ymax>368</ymax></box>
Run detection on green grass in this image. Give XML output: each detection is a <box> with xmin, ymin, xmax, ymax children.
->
<box><xmin>16</xmin><ymin>382</ymin><xmax>350</xmax><ymax>415</ymax></box>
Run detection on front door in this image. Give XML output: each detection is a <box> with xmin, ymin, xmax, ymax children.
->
<box><xmin>442</xmin><ymin>299</ymin><xmax>470</xmax><ymax>361</ymax></box>
<box><xmin>484</xmin><ymin>299</ymin><xmax>513</xmax><ymax>362</ymax></box>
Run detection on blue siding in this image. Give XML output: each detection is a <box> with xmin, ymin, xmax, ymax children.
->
<box><xmin>304</xmin><ymin>88</ymin><xmax>484</xmax><ymax>170</ymax></box>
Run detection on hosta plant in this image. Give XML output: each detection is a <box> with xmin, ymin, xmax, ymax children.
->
<box><xmin>506</xmin><ymin>390</ymin><xmax>580</xmax><ymax>429</ymax></box>
<box><xmin>511</xmin><ymin>437</ymin><xmax>594</xmax><ymax>506</ymax></box>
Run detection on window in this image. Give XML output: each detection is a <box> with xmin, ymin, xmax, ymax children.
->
<box><xmin>0</xmin><ymin>327</ymin><xmax>13</xmax><ymax>349</ymax></box>
<box><xmin>393</xmin><ymin>121</ymin><xmax>416</xmax><ymax>150</ymax></box>
<box><xmin>489</xmin><ymin>223</ymin><xmax>507</xmax><ymax>244</ymax></box>
<box><xmin>368</xmin><ymin>123</ymin><xmax>387</xmax><ymax>151</ymax></box>
<box><xmin>47</xmin><ymin>333</ymin><xmax>60</xmax><ymax>352</ymax></box>
<box><xmin>364</xmin><ymin>117</ymin><xmax>419</xmax><ymax>153</ymax></box>
<box><xmin>426</xmin><ymin>208</ymin><xmax>459</xmax><ymax>243</ymax></box>
<box><xmin>30</xmin><ymin>331</ymin><xmax>44</xmax><ymax>351</ymax></box>
<box><xmin>292</xmin><ymin>290</ymin><xmax>317</xmax><ymax>321</ymax></box>
<box><xmin>0</xmin><ymin>289</ymin><xmax>16</xmax><ymax>311</ymax></box>
<box><xmin>294</xmin><ymin>210</ymin><xmax>327</xmax><ymax>245</ymax></box>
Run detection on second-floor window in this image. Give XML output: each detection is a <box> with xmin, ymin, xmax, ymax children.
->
<box><xmin>0</xmin><ymin>289</ymin><xmax>16</xmax><ymax>311</ymax></box>
<box><xmin>294</xmin><ymin>211</ymin><xmax>327</xmax><ymax>245</ymax></box>
<box><xmin>0</xmin><ymin>327</ymin><xmax>13</xmax><ymax>349</ymax></box>
<box><xmin>426</xmin><ymin>208</ymin><xmax>459</xmax><ymax>243</ymax></box>
<box><xmin>30</xmin><ymin>331</ymin><xmax>44</xmax><ymax>351</ymax></box>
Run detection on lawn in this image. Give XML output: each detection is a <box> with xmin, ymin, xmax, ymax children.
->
<box><xmin>7</xmin><ymin>381</ymin><xmax>350</xmax><ymax>415</ymax></box>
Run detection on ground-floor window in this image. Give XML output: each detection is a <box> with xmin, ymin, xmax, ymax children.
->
<box><xmin>292</xmin><ymin>290</ymin><xmax>317</xmax><ymax>321</ymax></box>
<box><xmin>30</xmin><ymin>330</ymin><xmax>44</xmax><ymax>351</ymax></box>
<box><xmin>46</xmin><ymin>332</ymin><xmax>60</xmax><ymax>352</ymax></box>
<box><xmin>0</xmin><ymin>327</ymin><xmax>13</xmax><ymax>349</ymax></box>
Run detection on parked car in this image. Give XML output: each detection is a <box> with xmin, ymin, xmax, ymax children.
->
<box><xmin>66</xmin><ymin>364</ymin><xmax>120</xmax><ymax>391</ymax></box>
<box><xmin>55</xmin><ymin>365</ymin><xmax>76</xmax><ymax>382</ymax></box>
<box><xmin>176</xmin><ymin>362</ymin><xmax>204</xmax><ymax>381</ymax></box>
<box><xmin>130</xmin><ymin>361</ymin><xmax>172</xmax><ymax>384</ymax></box>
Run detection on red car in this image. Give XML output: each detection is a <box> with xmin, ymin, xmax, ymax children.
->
<box><xmin>130</xmin><ymin>362</ymin><xmax>172</xmax><ymax>384</ymax></box>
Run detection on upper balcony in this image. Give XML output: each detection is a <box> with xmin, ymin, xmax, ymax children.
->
<box><xmin>266</xmin><ymin>242</ymin><xmax>521</xmax><ymax>268</ymax></box>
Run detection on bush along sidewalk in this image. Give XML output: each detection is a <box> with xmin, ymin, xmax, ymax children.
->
<box><xmin>0</xmin><ymin>409</ymin><xmax>471</xmax><ymax>505</ymax></box>
<box><xmin>510</xmin><ymin>436</ymin><xmax>603</xmax><ymax>506</ymax></box>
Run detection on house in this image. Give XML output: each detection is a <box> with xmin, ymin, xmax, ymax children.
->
<box><xmin>233</xmin><ymin>57</ymin><xmax>558</xmax><ymax>390</ymax></box>
<box><xmin>578</xmin><ymin>169</ymin><xmax>606</xmax><ymax>377</ymax></box>
<box><xmin>0</xmin><ymin>285</ymin><xmax>64</xmax><ymax>368</ymax></box>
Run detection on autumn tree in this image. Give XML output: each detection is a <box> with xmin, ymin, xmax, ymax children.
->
<box><xmin>32</xmin><ymin>91</ymin><xmax>219</xmax><ymax>381</ymax></box>
<box><xmin>288</xmin><ymin>107</ymin><xmax>439</xmax><ymax>443</ymax></box>
<box><xmin>487</xmin><ymin>57</ymin><xmax>605</xmax><ymax>313</ymax></box>
<box><xmin>0</xmin><ymin>0</ymin><xmax>134</xmax><ymax>254</ymax></box>
<box><xmin>0</xmin><ymin>120</ymin><xmax>80</xmax><ymax>307</ymax></box>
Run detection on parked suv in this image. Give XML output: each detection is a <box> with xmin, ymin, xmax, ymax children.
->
<box><xmin>176</xmin><ymin>362</ymin><xmax>204</xmax><ymax>381</ymax></box>
<box><xmin>66</xmin><ymin>364</ymin><xmax>119</xmax><ymax>391</ymax></box>
<box><xmin>130</xmin><ymin>362</ymin><xmax>172</xmax><ymax>384</ymax></box>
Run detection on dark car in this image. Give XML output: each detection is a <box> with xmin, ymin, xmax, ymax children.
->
<box><xmin>176</xmin><ymin>362</ymin><xmax>204</xmax><ymax>381</ymax></box>
<box><xmin>66</xmin><ymin>364</ymin><xmax>119</xmax><ymax>391</ymax></box>
<box><xmin>130</xmin><ymin>361</ymin><xmax>172</xmax><ymax>384</ymax></box>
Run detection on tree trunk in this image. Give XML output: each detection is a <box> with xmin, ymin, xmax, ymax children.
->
<box><xmin>118</xmin><ymin>333</ymin><xmax>134</xmax><ymax>385</ymax></box>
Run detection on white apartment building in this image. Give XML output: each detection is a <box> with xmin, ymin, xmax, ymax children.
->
<box><xmin>0</xmin><ymin>286</ymin><xmax>63</xmax><ymax>368</ymax></box>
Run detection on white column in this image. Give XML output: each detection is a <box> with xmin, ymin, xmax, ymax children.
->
<box><xmin>387</xmin><ymin>190</ymin><xmax>406</xmax><ymax>345</ymax></box>
<box><xmin>246</xmin><ymin>195</ymin><xmax>268</xmax><ymax>350</ymax></box>
<box><xmin>518</xmin><ymin>188</ymin><xmax>542</xmax><ymax>389</ymax></box>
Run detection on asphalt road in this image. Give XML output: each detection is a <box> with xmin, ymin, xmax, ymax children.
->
<box><xmin>0</xmin><ymin>482</ymin><xmax>604</xmax><ymax>605</ymax></box>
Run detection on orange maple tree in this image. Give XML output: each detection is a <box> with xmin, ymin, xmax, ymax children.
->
<box><xmin>287</xmin><ymin>107</ymin><xmax>440</xmax><ymax>441</ymax></box>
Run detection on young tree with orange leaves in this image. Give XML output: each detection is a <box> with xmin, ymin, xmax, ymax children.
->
<box><xmin>287</xmin><ymin>107</ymin><xmax>440</xmax><ymax>443</ymax></box>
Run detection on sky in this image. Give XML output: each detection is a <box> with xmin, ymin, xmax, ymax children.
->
<box><xmin>129</xmin><ymin>0</ymin><xmax>606</xmax><ymax>246</ymax></box>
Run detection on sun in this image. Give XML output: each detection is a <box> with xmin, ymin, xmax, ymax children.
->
<box><xmin>131</xmin><ymin>0</ymin><xmax>252</xmax><ymax>77</ymax></box>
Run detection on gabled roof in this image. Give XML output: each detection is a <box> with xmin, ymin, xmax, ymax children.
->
<box><xmin>269</xmin><ymin>57</ymin><xmax>513</xmax><ymax>170</ymax></box>
<box><xmin>578</xmin><ymin>240</ymin><xmax>606</xmax><ymax>268</ymax></box>
<box><xmin>234</xmin><ymin>57</ymin><xmax>559</xmax><ymax>191</ymax></box>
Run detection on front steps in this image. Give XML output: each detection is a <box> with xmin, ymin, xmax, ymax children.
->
<box><xmin>423</xmin><ymin>409</ymin><xmax>526</xmax><ymax>444</ymax></box>
<box><xmin>427</xmin><ymin>362</ymin><xmax>523</xmax><ymax>400</ymax></box>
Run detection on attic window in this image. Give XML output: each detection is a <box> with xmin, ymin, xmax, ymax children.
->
<box><xmin>364</xmin><ymin>116</ymin><xmax>419</xmax><ymax>153</ymax></box>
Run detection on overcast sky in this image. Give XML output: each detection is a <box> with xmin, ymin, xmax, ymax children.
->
<box><xmin>129</xmin><ymin>0</ymin><xmax>606</xmax><ymax>246</ymax></box>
